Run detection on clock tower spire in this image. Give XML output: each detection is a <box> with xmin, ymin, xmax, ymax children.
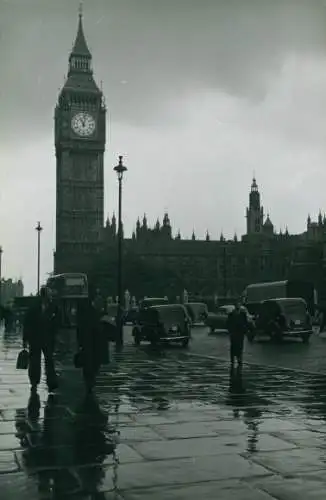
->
<box><xmin>54</xmin><ymin>9</ymin><xmax>106</xmax><ymax>275</ymax></box>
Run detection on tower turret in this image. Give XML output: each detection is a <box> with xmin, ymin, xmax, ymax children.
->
<box><xmin>162</xmin><ymin>212</ymin><xmax>172</xmax><ymax>239</ymax></box>
<box><xmin>111</xmin><ymin>213</ymin><xmax>116</xmax><ymax>235</ymax></box>
<box><xmin>318</xmin><ymin>210</ymin><xmax>323</xmax><ymax>226</ymax></box>
<box><xmin>246</xmin><ymin>177</ymin><xmax>264</xmax><ymax>235</ymax></box>
<box><xmin>263</xmin><ymin>213</ymin><xmax>274</xmax><ymax>236</ymax></box>
<box><xmin>142</xmin><ymin>214</ymin><xmax>148</xmax><ymax>230</ymax></box>
<box><xmin>307</xmin><ymin>214</ymin><xmax>311</xmax><ymax>228</ymax></box>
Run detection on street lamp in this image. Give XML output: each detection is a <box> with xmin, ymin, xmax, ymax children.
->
<box><xmin>223</xmin><ymin>244</ymin><xmax>227</xmax><ymax>298</ymax></box>
<box><xmin>113</xmin><ymin>155</ymin><xmax>127</xmax><ymax>348</ymax></box>
<box><xmin>0</xmin><ymin>246</ymin><xmax>3</xmax><ymax>306</ymax></box>
<box><xmin>35</xmin><ymin>222</ymin><xmax>43</xmax><ymax>295</ymax></box>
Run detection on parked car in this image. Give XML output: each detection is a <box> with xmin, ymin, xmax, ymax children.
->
<box><xmin>132</xmin><ymin>304</ymin><xmax>191</xmax><ymax>347</ymax></box>
<box><xmin>206</xmin><ymin>304</ymin><xmax>255</xmax><ymax>337</ymax></box>
<box><xmin>184</xmin><ymin>302</ymin><xmax>208</xmax><ymax>326</ymax></box>
<box><xmin>255</xmin><ymin>297</ymin><xmax>312</xmax><ymax>343</ymax></box>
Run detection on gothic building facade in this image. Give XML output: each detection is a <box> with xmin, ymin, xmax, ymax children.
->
<box><xmin>99</xmin><ymin>178</ymin><xmax>318</xmax><ymax>300</ymax></box>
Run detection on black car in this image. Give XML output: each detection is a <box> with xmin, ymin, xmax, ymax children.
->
<box><xmin>255</xmin><ymin>297</ymin><xmax>312</xmax><ymax>343</ymax></box>
<box><xmin>132</xmin><ymin>304</ymin><xmax>191</xmax><ymax>347</ymax></box>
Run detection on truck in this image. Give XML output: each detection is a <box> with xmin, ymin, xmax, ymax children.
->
<box><xmin>243</xmin><ymin>280</ymin><xmax>317</xmax><ymax>317</ymax></box>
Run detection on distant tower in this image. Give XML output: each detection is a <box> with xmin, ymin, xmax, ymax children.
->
<box><xmin>162</xmin><ymin>212</ymin><xmax>172</xmax><ymax>239</ymax></box>
<box><xmin>54</xmin><ymin>8</ymin><xmax>106</xmax><ymax>273</ymax></box>
<box><xmin>246</xmin><ymin>178</ymin><xmax>264</xmax><ymax>235</ymax></box>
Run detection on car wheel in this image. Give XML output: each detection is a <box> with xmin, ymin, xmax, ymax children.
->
<box><xmin>132</xmin><ymin>328</ymin><xmax>141</xmax><ymax>346</ymax></box>
<box><xmin>181</xmin><ymin>338</ymin><xmax>190</xmax><ymax>347</ymax></box>
<box><xmin>269</xmin><ymin>330</ymin><xmax>280</xmax><ymax>342</ymax></box>
<box><xmin>134</xmin><ymin>335</ymin><xmax>141</xmax><ymax>346</ymax></box>
<box><xmin>150</xmin><ymin>338</ymin><xmax>159</xmax><ymax>348</ymax></box>
<box><xmin>301</xmin><ymin>333</ymin><xmax>310</xmax><ymax>344</ymax></box>
<box><xmin>209</xmin><ymin>326</ymin><xmax>215</xmax><ymax>334</ymax></box>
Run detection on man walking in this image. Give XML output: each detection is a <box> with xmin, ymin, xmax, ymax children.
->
<box><xmin>23</xmin><ymin>286</ymin><xmax>59</xmax><ymax>393</ymax></box>
<box><xmin>76</xmin><ymin>292</ymin><xmax>108</xmax><ymax>394</ymax></box>
<box><xmin>227</xmin><ymin>302</ymin><xmax>248</xmax><ymax>370</ymax></box>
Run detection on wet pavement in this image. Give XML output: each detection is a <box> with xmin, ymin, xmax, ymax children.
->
<box><xmin>190</xmin><ymin>325</ymin><xmax>326</xmax><ymax>373</ymax></box>
<box><xmin>2</xmin><ymin>326</ymin><xmax>326</xmax><ymax>498</ymax></box>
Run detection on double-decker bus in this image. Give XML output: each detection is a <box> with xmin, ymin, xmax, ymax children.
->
<box><xmin>46</xmin><ymin>273</ymin><xmax>88</xmax><ymax>327</ymax></box>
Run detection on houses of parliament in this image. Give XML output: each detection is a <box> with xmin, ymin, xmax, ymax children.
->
<box><xmin>53</xmin><ymin>11</ymin><xmax>326</xmax><ymax>302</ymax></box>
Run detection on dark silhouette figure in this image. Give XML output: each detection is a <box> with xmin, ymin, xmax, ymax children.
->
<box><xmin>23</xmin><ymin>286</ymin><xmax>59</xmax><ymax>392</ymax></box>
<box><xmin>76</xmin><ymin>296</ymin><xmax>109</xmax><ymax>393</ymax></box>
<box><xmin>227</xmin><ymin>302</ymin><xmax>248</xmax><ymax>369</ymax></box>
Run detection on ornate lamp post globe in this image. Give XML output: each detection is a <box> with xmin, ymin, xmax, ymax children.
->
<box><xmin>35</xmin><ymin>222</ymin><xmax>43</xmax><ymax>295</ymax></box>
<box><xmin>114</xmin><ymin>155</ymin><xmax>127</xmax><ymax>348</ymax></box>
<box><xmin>114</xmin><ymin>155</ymin><xmax>127</xmax><ymax>180</ymax></box>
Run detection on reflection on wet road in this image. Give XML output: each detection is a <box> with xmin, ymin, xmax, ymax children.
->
<box><xmin>2</xmin><ymin>327</ymin><xmax>326</xmax><ymax>498</ymax></box>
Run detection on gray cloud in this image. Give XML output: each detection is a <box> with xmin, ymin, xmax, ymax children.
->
<box><xmin>1</xmin><ymin>0</ymin><xmax>326</xmax><ymax>138</ymax></box>
<box><xmin>2</xmin><ymin>0</ymin><xmax>326</xmax><ymax>292</ymax></box>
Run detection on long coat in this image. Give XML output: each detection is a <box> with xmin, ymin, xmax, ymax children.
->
<box><xmin>76</xmin><ymin>300</ymin><xmax>109</xmax><ymax>367</ymax></box>
<box><xmin>23</xmin><ymin>299</ymin><xmax>59</xmax><ymax>347</ymax></box>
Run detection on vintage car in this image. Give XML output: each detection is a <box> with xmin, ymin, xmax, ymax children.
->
<box><xmin>132</xmin><ymin>304</ymin><xmax>191</xmax><ymax>347</ymax></box>
<box><xmin>255</xmin><ymin>297</ymin><xmax>312</xmax><ymax>343</ymax></box>
<box><xmin>184</xmin><ymin>302</ymin><xmax>208</xmax><ymax>326</ymax></box>
<box><xmin>206</xmin><ymin>304</ymin><xmax>255</xmax><ymax>336</ymax></box>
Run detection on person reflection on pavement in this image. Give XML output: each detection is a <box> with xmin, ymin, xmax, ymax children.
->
<box><xmin>72</xmin><ymin>393</ymin><xmax>119</xmax><ymax>497</ymax></box>
<box><xmin>227</xmin><ymin>366</ymin><xmax>245</xmax><ymax>419</ymax></box>
<box><xmin>243</xmin><ymin>406</ymin><xmax>261</xmax><ymax>453</ymax></box>
<box><xmin>226</xmin><ymin>367</ymin><xmax>262</xmax><ymax>453</ymax></box>
<box><xmin>16</xmin><ymin>392</ymin><xmax>56</xmax><ymax>496</ymax></box>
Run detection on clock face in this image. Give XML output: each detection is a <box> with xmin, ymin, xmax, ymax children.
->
<box><xmin>71</xmin><ymin>112</ymin><xmax>96</xmax><ymax>137</ymax></box>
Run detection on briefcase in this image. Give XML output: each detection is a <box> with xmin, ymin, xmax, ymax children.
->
<box><xmin>16</xmin><ymin>349</ymin><xmax>29</xmax><ymax>370</ymax></box>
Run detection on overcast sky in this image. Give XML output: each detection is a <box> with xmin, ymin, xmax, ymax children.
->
<box><xmin>1</xmin><ymin>0</ymin><xmax>326</xmax><ymax>293</ymax></box>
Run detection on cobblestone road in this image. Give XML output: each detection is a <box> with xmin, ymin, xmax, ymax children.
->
<box><xmin>2</xmin><ymin>326</ymin><xmax>326</xmax><ymax>498</ymax></box>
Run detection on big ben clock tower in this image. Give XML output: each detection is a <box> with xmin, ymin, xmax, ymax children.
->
<box><xmin>54</xmin><ymin>9</ymin><xmax>106</xmax><ymax>274</ymax></box>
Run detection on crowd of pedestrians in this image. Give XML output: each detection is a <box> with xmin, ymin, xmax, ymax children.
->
<box><xmin>0</xmin><ymin>286</ymin><xmax>251</xmax><ymax>395</ymax></box>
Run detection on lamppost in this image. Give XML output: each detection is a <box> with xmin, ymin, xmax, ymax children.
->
<box><xmin>35</xmin><ymin>222</ymin><xmax>43</xmax><ymax>295</ymax></box>
<box><xmin>114</xmin><ymin>156</ymin><xmax>127</xmax><ymax>348</ymax></box>
<box><xmin>223</xmin><ymin>244</ymin><xmax>227</xmax><ymax>298</ymax></box>
<box><xmin>0</xmin><ymin>246</ymin><xmax>3</xmax><ymax>306</ymax></box>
